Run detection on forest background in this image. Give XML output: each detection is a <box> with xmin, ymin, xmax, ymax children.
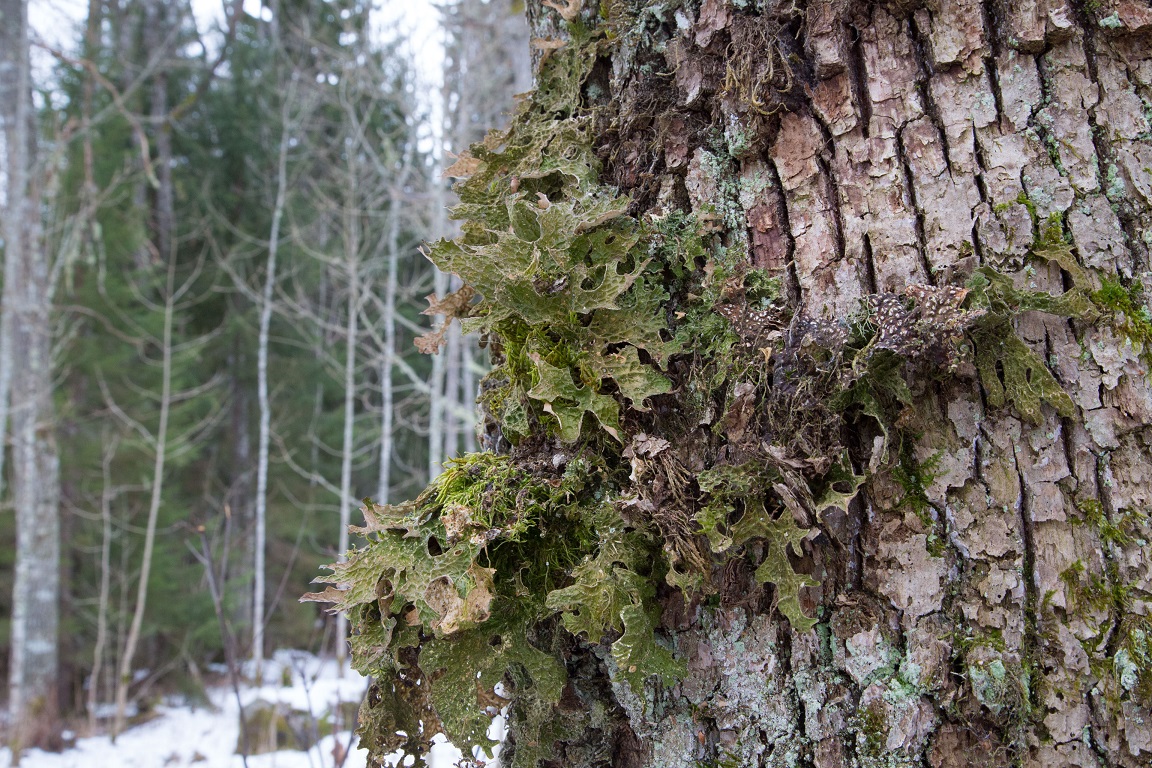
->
<box><xmin>0</xmin><ymin>0</ymin><xmax>527</xmax><ymax>750</ymax></box>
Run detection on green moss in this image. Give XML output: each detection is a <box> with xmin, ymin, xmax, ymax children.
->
<box><xmin>1073</xmin><ymin>498</ymin><xmax>1148</xmax><ymax>548</ymax></box>
<box><xmin>1017</xmin><ymin>190</ymin><xmax>1038</xmax><ymax>222</ymax></box>
<box><xmin>1092</xmin><ymin>275</ymin><xmax>1152</xmax><ymax>368</ymax></box>
<box><xmin>950</xmin><ymin>626</ymin><xmax>1007</xmax><ymax>656</ymax></box>
<box><xmin>892</xmin><ymin>450</ymin><xmax>947</xmax><ymax>557</ymax></box>
<box><xmin>855</xmin><ymin>702</ymin><xmax>889</xmax><ymax>759</ymax></box>
<box><xmin>1060</xmin><ymin>551</ymin><xmax>1152</xmax><ymax>708</ymax></box>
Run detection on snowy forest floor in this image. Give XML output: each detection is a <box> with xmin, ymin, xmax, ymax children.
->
<box><xmin>0</xmin><ymin>651</ymin><xmax>475</xmax><ymax>768</ymax></box>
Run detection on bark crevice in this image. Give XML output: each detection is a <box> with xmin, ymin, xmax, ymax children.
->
<box><xmin>1010</xmin><ymin>428</ymin><xmax>1043</xmax><ymax>725</ymax></box>
<box><xmin>907</xmin><ymin>12</ymin><xmax>952</xmax><ymax>176</ymax></box>
<box><xmin>764</xmin><ymin>154</ymin><xmax>804</xmax><ymax>307</ymax></box>
<box><xmin>845</xmin><ymin>22</ymin><xmax>872</xmax><ymax>138</ymax></box>
<box><xmin>809</xmin><ymin>109</ymin><xmax>849</xmax><ymax>267</ymax></box>
<box><xmin>860</xmin><ymin>232</ymin><xmax>879</xmax><ymax>294</ymax></box>
<box><xmin>1077</xmin><ymin>23</ymin><xmax>1148</xmax><ymax>274</ymax></box>
<box><xmin>895</xmin><ymin>124</ymin><xmax>936</xmax><ymax>285</ymax></box>
<box><xmin>979</xmin><ymin>0</ymin><xmax>1007</xmax><ymax>127</ymax></box>
<box><xmin>1092</xmin><ymin>449</ymin><xmax>1126</xmax><ymax>662</ymax></box>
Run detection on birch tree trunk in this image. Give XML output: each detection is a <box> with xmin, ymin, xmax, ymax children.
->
<box><xmin>3</xmin><ymin>0</ymin><xmax>62</xmax><ymax>756</ymax></box>
<box><xmin>334</xmin><ymin>104</ymin><xmax>366</xmax><ymax>663</ymax></box>
<box><xmin>376</xmin><ymin>140</ymin><xmax>414</xmax><ymax>507</ymax></box>
<box><xmin>427</xmin><ymin>246</ymin><xmax>449</xmax><ymax>481</ymax></box>
<box><xmin>494</xmin><ymin>1</ymin><xmax>1152</xmax><ymax>766</ymax></box>
<box><xmin>443</xmin><ymin>306</ymin><xmax>462</xmax><ymax>462</ymax></box>
<box><xmin>335</xmin><ymin>262</ymin><xmax>359</xmax><ymax>664</ymax></box>
<box><xmin>0</xmin><ymin>0</ymin><xmax>20</xmax><ymax>505</ymax></box>
<box><xmin>253</xmin><ymin>71</ymin><xmax>298</xmax><ymax>674</ymax></box>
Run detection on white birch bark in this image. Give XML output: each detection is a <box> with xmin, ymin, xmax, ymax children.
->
<box><xmin>0</xmin><ymin>0</ymin><xmax>24</xmax><ymax>504</ymax></box>
<box><xmin>377</xmin><ymin>174</ymin><xmax>402</xmax><ymax>507</ymax></box>
<box><xmin>4</xmin><ymin>0</ymin><xmax>61</xmax><ymax>756</ymax></box>
<box><xmin>334</xmin><ymin>91</ymin><xmax>365</xmax><ymax>662</ymax></box>
<box><xmin>427</xmin><ymin>122</ymin><xmax>450</xmax><ymax>481</ymax></box>
<box><xmin>253</xmin><ymin>71</ymin><xmax>298</xmax><ymax>674</ymax></box>
<box><xmin>443</xmin><ymin>303</ymin><xmax>461</xmax><ymax>462</ymax></box>
<box><xmin>461</xmin><ymin>334</ymin><xmax>477</xmax><ymax>455</ymax></box>
<box><xmin>335</xmin><ymin>248</ymin><xmax>359</xmax><ymax>665</ymax></box>
<box><xmin>427</xmin><ymin>266</ymin><xmax>448</xmax><ymax>481</ymax></box>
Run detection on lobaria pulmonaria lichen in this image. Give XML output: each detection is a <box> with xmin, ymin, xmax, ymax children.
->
<box><xmin>306</xmin><ymin>9</ymin><xmax>1149</xmax><ymax>768</ymax></box>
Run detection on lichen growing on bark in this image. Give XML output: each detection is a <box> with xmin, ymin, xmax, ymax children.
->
<box><xmin>308</xmin><ymin>2</ymin><xmax>1152</xmax><ymax>766</ymax></box>
<box><xmin>305</xmin><ymin>18</ymin><xmax>842</xmax><ymax>763</ymax></box>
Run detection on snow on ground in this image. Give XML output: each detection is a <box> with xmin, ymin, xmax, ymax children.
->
<box><xmin>0</xmin><ymin>651</ymin><xmax>480</xmax><ymax>768</ymax></box>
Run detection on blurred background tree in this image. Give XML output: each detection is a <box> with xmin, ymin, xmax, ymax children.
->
<box><xmin>0</xmin><ymin>0</ymin><xmax>527</xmax><ymax>754</ymax></box>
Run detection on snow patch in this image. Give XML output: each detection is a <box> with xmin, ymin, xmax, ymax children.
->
<box><xmin>0</xmin><ymin>651</ymin><xmax>472</xmax><ymax>768</ymax></box>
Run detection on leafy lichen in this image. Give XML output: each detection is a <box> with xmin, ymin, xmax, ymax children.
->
<box><xmin>310</xmin><ymin>8</ymin><xmax>1152</xmax><ymax>767</ymax></box>
<box><xmin>425</xmin><ymin>22</ymin><xmax>672</xmax><ymax>448</ymax></box>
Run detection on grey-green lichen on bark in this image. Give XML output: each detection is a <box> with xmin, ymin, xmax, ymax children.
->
<box><xmin>309</xmin><ymin>1</ymin><xmax>1152</xmax><ymax>766</ymax></box>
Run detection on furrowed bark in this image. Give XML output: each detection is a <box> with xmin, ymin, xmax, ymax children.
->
<box><xmin>492</xmin><ymin>2</ymin><xmax>1152</xmax><ymax>767</ymax></box>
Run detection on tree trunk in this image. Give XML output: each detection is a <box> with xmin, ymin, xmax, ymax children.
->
<box><xmin>111</xmin><ymin>0</ymin><xmax>180</xmax><ymax>733</ymax></box>
<box><xmin>331</xmin><ymin>2</ymin><xmax>1152</xmax><ymax>767</ymax></box>
<box><xmin>112</xmin><ymin>251</ymin><xmax>176</xmax><ymax>740</ymax></box>
<box><xmin>88</xmin><ymin>433</ymin><xmax>119</xmax><ymax>736</ymax></box>
<box><xmin>377</xmin><ymin>138</ymin><xmax>415</xmax><ymax>507</ymax></box>
<box><xmin>335</xmin><ymin>133</ymin><xmax>364</xmax><ymax>664</ymax></box>
<box><xmin>427</xmin><ymin>260</ymin><xmax>449</xmax><ymax>481</ymax></box>
<box><xmin>253</xmin><ymin>69</ymin><xmax>297</xmax><ymax>674</ymax></box>
<box><xmin>3</xmin><ymin>0</ymin><xmax>62</xmax><ymax>756</ymax></box>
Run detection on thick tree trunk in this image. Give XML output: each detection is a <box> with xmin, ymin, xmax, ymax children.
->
<box><xmin>509</xmin><ymin>2</ymin><xmax>1152</xmax><ymax>767</ymax></box>
<box><xmin>3</xmin><ymin>0</ymin><xmax>62</xmax><ymax>756</ymax></box>
<box><xmin>335</xmin><ymin>2</ymin><xmax>1152</xmax><ymax>768</ymax></box>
